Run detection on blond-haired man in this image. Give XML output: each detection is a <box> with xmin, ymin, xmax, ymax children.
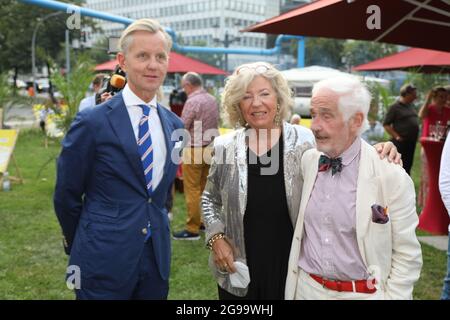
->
<box><xmin>54</xmin><ymin>19</ymin><xmax>183</xmax><ymax>299</ymax></box>
<box><xmin>285</xmin><ymin>76</ymin><xmax>422</xmax><ymax>300</ymax></box>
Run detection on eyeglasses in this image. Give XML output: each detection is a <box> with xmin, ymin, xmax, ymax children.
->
<box><xmin>236</xmin><ymin>64</ymin><xmax>271</xmax><ymax>75</ymax></box>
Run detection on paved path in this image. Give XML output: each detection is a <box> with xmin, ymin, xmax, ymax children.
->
<box><xmin>3</xmin><ymin>100</ymin><xmax>38</xmax><ymax>129</ymax></box>
<box><xmin>418</xmin><ymin>236</ymin><xmax>448</xmax><ymax>251</ymax></box>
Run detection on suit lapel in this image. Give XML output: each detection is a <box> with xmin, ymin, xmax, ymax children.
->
<box><xmin>236</xmin><ymin>129</ymin><xmax>248</xmax><ymax>217</ymax></box>
<box><xmin>152</xmin><ymin>104</ymin><xmax>173</xmax><ymax>195</ymax></box>
<box><xmin>355</xmin><ymin>142</ymin><xmax>378</xmax><ymax>267</ymax></box>
<box><xmin>107</xmin><ymin>93</ymin><xmax>147</xmax><ymax>193</ymax></box>
<box><xmin>296</xmin><ymin>151</ymin><xmax>320</xmax><ymax>237</ymax></box>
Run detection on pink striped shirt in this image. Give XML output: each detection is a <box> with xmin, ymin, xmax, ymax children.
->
<box><xmin>298</xmin><ymin>138</ymin><xmax>369</xmax><ymax>281</ymax></box>
<box><xmin>181</xmin><ymin>88</ymin><xmax>219</xmax><ymax>147</ymax></box>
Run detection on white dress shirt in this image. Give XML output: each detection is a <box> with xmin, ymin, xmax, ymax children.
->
<box><xmin>439</xmin><ymin>137</ymin><xmax>450</xmax><ymax>231</ymax></box>
<box><xmin>122</xmin><ymin>84</ymin><xmax>167</xmax><ymax>191</ymax></box>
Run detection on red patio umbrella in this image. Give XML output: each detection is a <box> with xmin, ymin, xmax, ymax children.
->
<box><xmin>244</xmin><ymin>0</ymin><xmax>450</xmax><ymax>52</ymax></box>
<box><xmin>95</xmin><ymin>51</ymin><xmax>227</xmax><ymax>75</ymax></box>
<box><xmin>353</xmin><ymin>48</ymin><xmax>450</xmax><ymax>73</ymax></box>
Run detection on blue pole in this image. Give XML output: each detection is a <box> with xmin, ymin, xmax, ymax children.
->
<box><xmin>19</xmin><ymin>0</ymin><xmax>304</xmax><ymax>60</ymax></box>
<box><xmin>19</xmin><ymin>0</ymin><xmax>134</xmax><ymax>25</ymax></box>
<box><xmin>297</xmin><ymin>36</ymin><xmax>305</xmax><ymax>68</ymax></box>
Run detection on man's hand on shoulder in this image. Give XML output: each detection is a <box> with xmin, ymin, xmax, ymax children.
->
<box><xmin>374</xmin><ymin>141</ymin><xmax>403</xmax><ymax>166</ymax></box>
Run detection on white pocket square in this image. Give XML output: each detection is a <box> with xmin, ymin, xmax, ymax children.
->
<box><xmin>229</xmin><ymin>261</ymin><xmax>250</xmax><ymax>288</ymax></box>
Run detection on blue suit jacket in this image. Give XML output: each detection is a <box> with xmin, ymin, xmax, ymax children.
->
<box><xmin>54</xmin><ymin>92</ymin><xmax>184</xmax><ymax>289</ymax></box>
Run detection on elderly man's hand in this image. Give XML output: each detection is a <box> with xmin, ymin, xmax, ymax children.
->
<box><xmin>374</xmin><ymin>141</ymin><xmax>403</xmax><ymax>166</ymax></box>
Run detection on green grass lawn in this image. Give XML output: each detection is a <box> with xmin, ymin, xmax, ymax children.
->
<box><xmin>0</xmin><ymin>129</ymin><xmax>447</xmax><ymax>299</ymax></box>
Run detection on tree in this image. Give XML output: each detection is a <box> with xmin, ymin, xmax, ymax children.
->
<box><xmin>305</xmin><ymin>38</ymin><xmax>345</xmax><ymax>68</ymax></box>
<box><xmin>0</xmin><ymin>0</ymin><xmax>95</xmax><ymax>87</ymax></box>
<box><xmin>404</xmin><ymin>72</ymin><xmax>450</xmax><ymax>104</ymax></box>
<box><xmin>342</xmin><ymin>41</ymin><xmax>398</xmax><ymax>71</ymax></box>
<box><xmin>84</xmin><ymin>37</ymin><xmax>113</xmax><ymax>64</ymax></box>
<box><xmin>0</xmin><ymin>73</ymin><xmax>12</xmax><ymax>108</ymax></box>
<box><xmin>50</xmin><ymin>54</ymin><xmax>94</xmax><ymax>133</ymax></box>
<box><xmin>177</xmin><ymin>37</ymin><xmax>223</xmax><ymax>70</ymax></box>
<box><xmin>286</xmin><ymin>37</ymin><xmax>345</xmax><ymax>68</ymax></box>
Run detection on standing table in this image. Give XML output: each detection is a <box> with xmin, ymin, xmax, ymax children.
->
<box><xmin>418</xmin><ymin>137</ymin><xmax>450</xmax><ymax>235</ymax></box>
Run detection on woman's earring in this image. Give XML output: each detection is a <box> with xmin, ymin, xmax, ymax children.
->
<box><xmin>274</xmin><ymin>104</ymin><xmax>281</xmax><ymax>127</ymax></box>
<box><xmin>237</xmin><ymin>108</ymin><xmax>246</xmax><ymax>128</ymax></box>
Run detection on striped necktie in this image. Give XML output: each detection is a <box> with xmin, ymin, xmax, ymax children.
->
<box><xmin>137</xmin><ymin>104</ymin><xmax>154</xmax><ymax>196</ymax></box>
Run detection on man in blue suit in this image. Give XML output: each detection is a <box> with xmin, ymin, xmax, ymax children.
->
<box><xmin>54</xmin><ymin>19</ymin><xmax>184</xmax><ymax>299</ymax></box>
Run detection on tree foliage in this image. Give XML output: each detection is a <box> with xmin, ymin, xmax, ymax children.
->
<box><xmin>405</xmin><ymin>72</ymin><xmax>450</xmax><ymax>101</ymax></box>
<box><xmin>342</xmin><ymin>41</ymin><xmax>398</xmax><ymax>69</ymax></box>
<box><xmin>178</xmin><ymin>38</ymin><xmax>224</xmax><ymax>70</ymax></box>
<box><xmin>0</xmin><ymin>73</ymin><xmax>12</xmax><ymax>107</ymax></box>
<box><xmin>0</xmin><ymin>0</ymin><xmax>94</xmax><ymax>76</ymax></box>
<box><xmin>305</xmin><ymin>38</ymin><xmax>345</xmax><ymax>68</ymax></box>
<box><xmin>84</xmin><ymin>37</ymin><xmax>113</xmax><ymax>64</ymax></box>
<box><xmin>50</xmin><ymin>54</ymin><xmax>94</xmax><ymax>133</ymax></box>
<box><xmin>286</xmin><ymin>37</ymin><xmax>399</xmax><ymax>71</ymax></box>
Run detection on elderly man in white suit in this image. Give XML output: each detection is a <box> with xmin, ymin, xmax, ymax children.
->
<box><xmin>285</xmin><ymin>75</ymin><xmax>422</xmax><ymax>300</ymax></box>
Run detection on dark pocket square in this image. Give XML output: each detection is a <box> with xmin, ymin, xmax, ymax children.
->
<box><xmin>371</xmin><ymin>204</ymin><xmax>389</xmax><ymax>224</ymax></box>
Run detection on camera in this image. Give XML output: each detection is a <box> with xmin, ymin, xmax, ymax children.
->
<box><xmin>95</xmin><ymin>65</ymin><xmax>127</xmax><ymax>105</ymax></box>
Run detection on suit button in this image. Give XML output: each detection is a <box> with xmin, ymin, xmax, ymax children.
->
<box><xmin>293</xmin><ymin>269</ymin><xmax>297</xmax><ymax>274</ymax></box>
<box><xmin>147</xmin><ymin>198</ymin><xmax>152</xmax><ymax>203</ymax></box>
<box><xmin>142</xmin><ymin>228</ymin><xmax>148</xmax><ymax>235</ymax></box>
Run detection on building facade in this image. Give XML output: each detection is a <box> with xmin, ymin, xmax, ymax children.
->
<box><xmin>85</xmin><ymin>0</ymin><xmax>283</xmax><ymax>71</ymax></box>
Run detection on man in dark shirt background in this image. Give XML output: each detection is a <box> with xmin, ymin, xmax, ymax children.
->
<box><xmin>169</xmin><ymin>88</ymin><xmax>187</xmax><ymax>117</ymax></box>
<box><xmin>383</xmin><ymin>84</ymin><xmax>419</xmax><ymax>175</ymax></box>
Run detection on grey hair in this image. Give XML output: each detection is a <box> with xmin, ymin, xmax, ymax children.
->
<box><xmin>182</xmin><ymin>72</ymin><xmax>203</xmax><ymax>87</ymax></box>
<box><xmin>222</xmin><ymin>61</ymin><xmax>293</xmax><ymax>128</ymax></box>
<box><xmin>312</xmin><ymin>75</ymin><xmax>371</xmax><ymax>135</ymax></box>
<box><xmin>119</xmin><ymin>19</ymin><xmax>172</xmax><ymax>54</ymax></box>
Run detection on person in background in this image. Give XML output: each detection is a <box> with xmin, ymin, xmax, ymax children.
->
<box><xmin>419</xmin><ymin>86</ymin><xmax>449</xmax><ymax>137</ymax></box>
<box><xmin>173</xmin><ymin>72</ymin><xmax>219</xmax><ymax>240</ymax></box>
<box><xmin>286</xmin><ymin>75</ymin><xmax>422</xmax><ymax>300</ymax></box>
<box><xmin>290</xmin><ymin>113</ymin><xmax>301</xmax><ymax>125</ymax></box>
<box><xmin>39</xmin><ymin>104</ymin><xmax>51</xmax><ymax>133</ymax></box>
<box><xmin>27</xmin><ymin>84</ymin><xmax>35</xmax><ymax>97</ymax></box>
<box><xmin>439</xmin><ymin>136</ymin><xmax>450</xmax><ymax>300</ymax></box>
<box><xmin>202</xmin><ymin>62</ymin><xmax>400</xmax><ymax>300</ymax></box>
<box><xmin>78</xmin><ymin>74</ymin><xmax>106</xmax><ymax>112</ymax></box>
<box><xmin>169</xmin><ymin>88</ymin><xmax>187</xmax><ymax>117</ymax></box>
<box><xmin>383</xmin><ymin>84</ymin><xmax>419</xmax><ymax>175</ymax></box>
<box><xmin>418</xmin><ymin>86</ymin><xmax>450</xmax><ymax>207</ymax></box>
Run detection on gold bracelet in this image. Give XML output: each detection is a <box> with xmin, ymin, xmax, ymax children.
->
<box><xmin>207</xmin><ymin>233</ymin><xmax>225</xmax><ymax>250</ymax></box>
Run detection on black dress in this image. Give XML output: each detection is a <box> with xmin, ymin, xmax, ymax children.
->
<box><xmin>218</xmin><ymin>135</ymin><xmax>293</xmax><ymax>300</ymax></box>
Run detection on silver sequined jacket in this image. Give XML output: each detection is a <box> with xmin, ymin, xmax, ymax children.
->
<box><xmin>201</xmin><ymin>122</ymin><xmax>315</xmax><ymax>297</ymax></box>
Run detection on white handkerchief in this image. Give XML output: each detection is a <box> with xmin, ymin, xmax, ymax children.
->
<box><xmin>229</xmin><ymin>261</ymin><xmax>250</xmax><ymax>288</ymax></box>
